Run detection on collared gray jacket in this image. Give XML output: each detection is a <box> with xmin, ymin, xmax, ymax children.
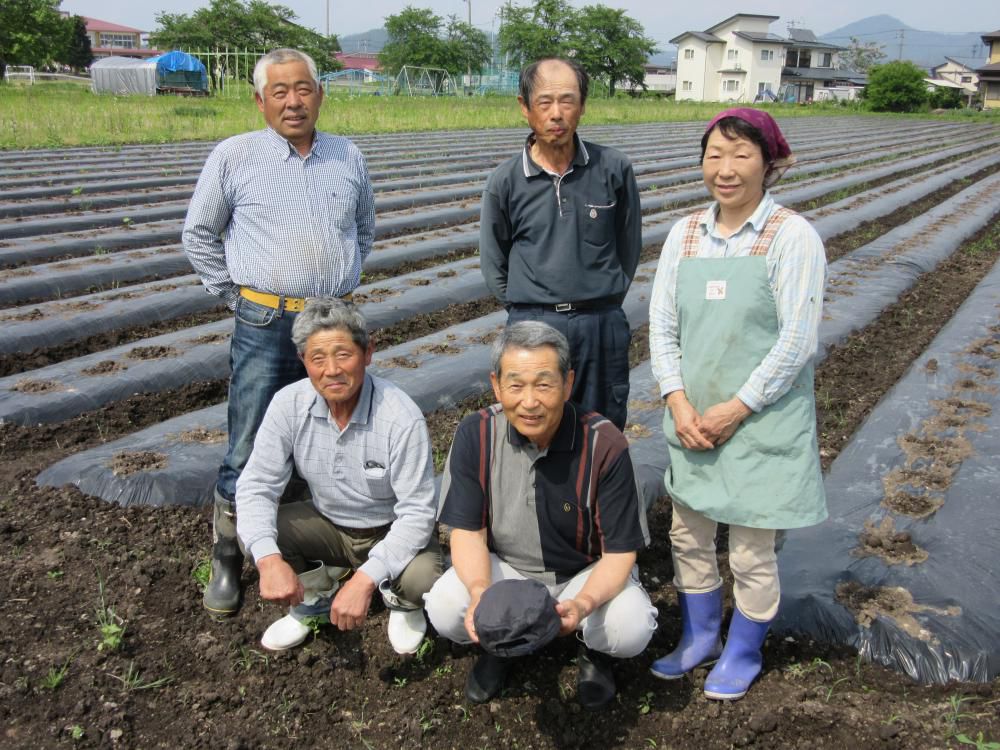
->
<box><xmin>479</xmin><ymin>134</ymin><xmax>642</xmax><ymax>306</ymax></box>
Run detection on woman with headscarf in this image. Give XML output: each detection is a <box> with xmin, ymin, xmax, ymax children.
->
<box><xmin>647</xmin><ymin>109</ymin><xmax>827</xmax><ymax>700</ymax></box>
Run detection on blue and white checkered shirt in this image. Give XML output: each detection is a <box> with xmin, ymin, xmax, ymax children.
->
<box><xmin>235</xmin><ymin>374</ymin><xmax>436</xmax><ymax>586</ymax></box>
<box><xmin>649</xmin><ymin>193</ymin><xmax>827</xmax><ymax>412</ymax></box>
<box><xmin>182</xmin><ymin>127</ymin><xmax>376</xmax><ymax>309</ymax></box>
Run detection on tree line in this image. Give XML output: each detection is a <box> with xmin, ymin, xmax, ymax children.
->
<box><xmin>0</xmin><ymin>0</ymin><xmax>93</xmax><ymax>74</ymax></box>
<box><xmin>381</xmin><ymin>1</ymin><xmax>659</xmax><ymax>97</ymax></box>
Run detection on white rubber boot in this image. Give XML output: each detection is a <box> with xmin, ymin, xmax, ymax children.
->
<box><xmin>260</xmin><ymin>563</ymin><xmax>344</xmax><ymax>652</ymax></box>
<box><xmin>380</xmin><ymin>579</ymin><xmax>427</xmax><ymax>655</ymax></box>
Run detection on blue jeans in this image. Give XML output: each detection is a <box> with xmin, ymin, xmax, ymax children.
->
<box><xmin>506</xmin><ymin>305</ymin><xmax>631</xmax><ymax>430</ymax></box>
<box><xmin>216</xmin><ymin>297</ymin><xmax>306</xmax><ymax>501</ymax></box>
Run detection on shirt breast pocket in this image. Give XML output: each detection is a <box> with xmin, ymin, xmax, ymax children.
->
<box><xmin>582</xmin><ymin>200</ymin><xmax>617</xmax><ymax>248</ymax></box>
<box><xmin>362</xmin><ymin>467</ymin><xmax>394</xmax><ymax>500</ymax></box>
<box><xmin>329</xmin><ymin>191</ymin><xmax>357</xmax><ymax>232</ymax></box>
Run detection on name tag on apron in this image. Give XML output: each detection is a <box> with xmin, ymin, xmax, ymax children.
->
<box><xmin>706</xmin><ymin>280</ymin><xmax>727</xmax><ymax>300</ymax></box>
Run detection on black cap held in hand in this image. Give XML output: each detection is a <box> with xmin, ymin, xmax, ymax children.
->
<box><xmin>474</xmin><ymin>578</ymin><xmax>561</xmax><ymax>657</ymax></box>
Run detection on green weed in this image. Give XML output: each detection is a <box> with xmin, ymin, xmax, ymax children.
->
<box><xmin>956</xmin><ymin>732</ymin><xmax>1000</xmax><ymax>750</ymax></box>
<box><xmin>191</xmin><ymin>557</ymin><xmax>211</xmax><ymax>592</ymax></box>
<box><xmin>94</xmin><ymin>575</ymin><xmax>125</xmax><ymax>652</ymax></box>
<box><xmin>637</xmin><ymin>690</ymin><xmax>654</xmax><ymax>715</ymax></box>
<box><xmin>46</xmin><ymin>569</ymin><xmax>64</xmax><ymax>579</ymax></box>
<box><xmin>231</xmin><ymin>645</ymin><xmax>269</xmax><ymax>672</ymax></box>
<box><xmin>108</xmin><ymin>661</ymin><xmax>173</xmax><ymax>693</ymax></box>
<box><xmin>69</xmin><ymin>725</ymin><xmax>85</xmax><ymax>740</ymax></box>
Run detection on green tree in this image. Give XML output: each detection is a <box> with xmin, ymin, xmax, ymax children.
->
<box><xmin>865</xmin><ymin>60</ymin><xmax>928</xmax><ymax>112</ymax></box>
<box><xmin>379</xmin><ymin>7</ymin><xmax>447</xmax><ymax>74</ymax></box>
<box><xmin>64</xmin><ymin>15</ymin><xmax>94</xmax><ymax>71</ymax></box>
<box><xmin>151</xmin><ymin>0</ymin><xmax>341</xmax><ymax>75</ymax></box>
<box><xmin>0</xmin><ymin>0</ymin><xmax>71</xmax><ymax>71</ymax></box>
<box><xmin>379</xmin><ymin>7</ymin><xmax>490</xmax><ymax>78</ymax></box>
<box><xmin>497</xmin><ymin>0</ymin><xmax>576</xmax><ymax>67</ymax></box>
<box><xmin>839</xmin><ymin>36</ymin><xmax>886</xmax><ymax>73</ymax></box>
<box><xmin>443</xmin><ymin>17</ymin><xmax>492</xmax><ymax>76</ymax></box>
<box><xmin>927</xmin><ymin>85</ymin><xmax>963</xmax><ymax>109</ymax></box>
<box><xmin>570</xmin><ymin>5</ymin><xmax>657</xmax><ymax>96</ymax></box>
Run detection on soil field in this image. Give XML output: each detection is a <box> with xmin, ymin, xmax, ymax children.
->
<box><xmin>1</xmin><ymin>117</ymin><xmax>999</xmax><ymax>749</ymax></box>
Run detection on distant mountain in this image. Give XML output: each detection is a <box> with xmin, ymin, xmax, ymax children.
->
<box><xmin>819</xmin><ymin>15</ymin><xmax>989</xmax><ymax>70</ymax></box>
<box><xmin>339</xmin><ymin>28</ymin><xmax>387</xmax><ymax>54</ymax></box>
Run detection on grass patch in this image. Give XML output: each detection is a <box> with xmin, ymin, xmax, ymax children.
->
<box><xmin>3</xmin><ymin>83</ymin><xmax>997</xmax><ymax>150</ymax></box>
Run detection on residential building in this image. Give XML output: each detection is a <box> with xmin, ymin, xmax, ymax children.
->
<box><xmin>629</xmin><ymin>63</ymin><xmax>677</xmax><ymax>95</ymax></box>
<box><xmin>671</xmin><ymin>14</ymin><xmax>789</xmax><ymax>103</ymax></box>
<box><xmin>671</xmin><ymin>14</ymin><xmax>865</xmax><ymax>103</ymax></box>
<box><xmin>976</xmin><ymin>31</ymin><xmax>1000</xmax><ymax>109</ymax></box>
<box><xmin>928</xmin><ymin>57</ymin><xmax>980</xmax><ymax>106</ymax></box>
<box><xmin>81</xmin><ymin>16</ymin><xmax>159</xmax><ymax>60</ymax></box>
<box><xmin>334</xmin><ymin>52</ymin><xmax>381</xmax><ymax>72</ymax></box>
<box><xmin>781</xmin><ymin>28</ymin><xmax>863</xmax><ymax>103</ymax></box>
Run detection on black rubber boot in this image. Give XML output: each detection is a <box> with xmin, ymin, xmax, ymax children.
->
<box><xmin>465</xmin><ymin>652</ymin><xmax>511</xmax><ymax>703</ymax></box>
<box><xmin>203</xmin><ymin>493</ymin><xmax>243</xmax><ymax>615</ymax></box>
<box><xmin>577</xmin><ymin>646</ymin><xmax>616</xmax><ymax>711</ymax></box>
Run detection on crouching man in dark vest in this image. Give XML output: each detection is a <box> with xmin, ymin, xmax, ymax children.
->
<box><xmin>424</xmin><ymin>321</ymin><xmax>656</xmax><ymax>710</ymax></box>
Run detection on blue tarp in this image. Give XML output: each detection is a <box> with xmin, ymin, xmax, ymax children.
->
<box><xmin>148</xmin><ymin>50</ymin><xmax>208</xmax><ymax>91</ymax></box>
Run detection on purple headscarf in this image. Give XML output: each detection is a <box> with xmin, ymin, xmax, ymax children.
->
<box><xmin>705</xmin><ymin>108</ymin><xmax>791</xmax><ymax>162</ymax></box>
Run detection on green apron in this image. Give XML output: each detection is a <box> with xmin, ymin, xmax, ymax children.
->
<box><xmin>662</xmin><ymin>215</ymin><xmax>827</xmax><ymax>530</ymax></box>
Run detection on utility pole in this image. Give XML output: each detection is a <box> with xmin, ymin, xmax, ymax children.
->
<box><xmin>325</xmin><ymin>0</ymin><xmax>329</xmax><ymax>38</ymax></box>
<box><xmin>897</xmin><ymin>28</ymin><xmax>904</xmax><ymax>60</ymax></box>
<box><xmin>464</xmin><ymin>0</ymin><xmax>472</xmax><ymax>93</ymax></box>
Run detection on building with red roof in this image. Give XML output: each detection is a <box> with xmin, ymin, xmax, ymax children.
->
<box><xmin>81</xmin><ymin>16</ymin><xmax>160</xmax><ymax>59</ymax></box>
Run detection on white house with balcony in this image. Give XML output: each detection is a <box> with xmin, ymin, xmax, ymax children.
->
<box><xmin>672</xmin><ymin>15</ymin><xmax>865</xmax><ymax>103</ymax></box>
<box><xmin>671</xmin><ymin>14</ymin><xmax>789</xmax><ymax>102</ymax></box>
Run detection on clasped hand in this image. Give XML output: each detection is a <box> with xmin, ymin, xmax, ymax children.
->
<box><xmin>667</xmin><ymin>392</ymin><xmax>752</xmax><ymax>450</ymax></box>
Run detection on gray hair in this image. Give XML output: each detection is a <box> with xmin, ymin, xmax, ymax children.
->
<box><xmin>291</xmin><ymin>297</ymin><xmax>369</xmax><ymax>354</ymax></box>
<box><xmin>491</xmin><ymin>321</ymin><xmax>571</xmax><ymax>379</ymax></box>
<box><xmin>253</xmin><ymin>48</ymin><xmax>320</xmax><ymax>96</ymax></box>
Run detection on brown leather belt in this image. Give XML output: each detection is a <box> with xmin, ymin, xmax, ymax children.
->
<box><xmin>335</xmin><ymin>523</ymin><xmax>391</xmax><ymax>539</ymax></box>
<box><xmin>239</xmin><ymin>287</ymin><xmax>353</xmax><ymax>313</ymax></box>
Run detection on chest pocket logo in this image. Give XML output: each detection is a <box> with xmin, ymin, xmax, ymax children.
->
<box><xmin>583</xmin><ymin>200</ymin><xmax>616</xmax><ymax>247</ymax></box>
<box><xmin>563</xmin><ymin>502</ymin><xmax>572</xmax><ymax>512</ymax></box>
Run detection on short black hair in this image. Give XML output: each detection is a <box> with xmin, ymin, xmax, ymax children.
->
<box><xmin>518</xmin><ymin>57</ymin><xmax>589</xmax><ymax>109</ymax></box>
<box><xmin>699</xmin><ymin>116</ymin><xmax>772</xmax><ymax>164</ymax></box>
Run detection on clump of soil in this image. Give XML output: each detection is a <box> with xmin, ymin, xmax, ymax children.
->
<box><xmin>381</xmin><ymin>356</ymin><xmax>419</xmax><ymax>369</ymax></box>
<box><xmin>413</xmin><ymin>343</ymin><xmax>460</xmax><ymax>355</ymax></box>
<box><xmin>80</xmin><ymin>360</ymin><xmax>127</xmax><ymax>376</ymax></box>
<box><xmin>126</xmin><ymin>345</ymin><xmax>178</xmax><ymax>360</ymax></box>
<box><xmin>172</xmin><ymin>427</ymin><xmax>226</xmax><ymax>444</ymax></box>
<box><xmin>10</xmin><ymin>378</ymin><xmax>63</xmax><ymax>393</ymax></box>
<box><xmin>436</xmin><ymin>269</ymin><xmax>457</xmax><ymax>278</ymax></box>
<box><xmin>854</xmin><ymin>517</ymin><xmax>928</xmax><ymax>565</ymax></box>
<box><xmin>0</xmin><ymin>267</ymin><xmax>36</xmax><ymax>280</ymax></box>
<box><xmin>882</xmin><ymin>490</ymin><xmax>944</xmax><ymax>519</ymax></box>
<box><xmin>0</xmin><ymin>308</ymin><xmax>43</xmax><ymax>322</ymax></box>
<box><xmin>101</xmin><ymin>291</ymin><xmax>138</xmax><ymax>301</ymax></box>
<box><xmin>406</xmin><ymin>278</ymin><xmax>431</xmax><ymax>286</ymax></box>
<box><xmin>835</xmin><ymin>581</ymin><xmax>959</xmax><ymax>642</ymax></box>
<box><xmin>186</xmin><ymin>333</ymin><xmax>229</xmax><ymax>346</ymax></box>
<box><xmin>624</xmin><ymin>423</ymin><xmax>653</xmax><ymax>441</ymax></box>
<box><xmin>108</xmin><ymin>449</ymin><xmax>168</xmax><ymax>476</ymax></box>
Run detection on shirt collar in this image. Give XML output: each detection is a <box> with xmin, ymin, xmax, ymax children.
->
<box><xmin>506</xmin><ymin>401</ymin><xmax>579</xmax><ymax>453</ymax></box>
<box><xmin>308</xmin><ymin>372</ymin><xmax>374</xmax><ymax>426</ymax></box>
<box><xmin>263</xmin><ymin>126</ymin><xmax>321</xmax><ymax>161</ymax></box>
<box><xmin>701</xmin><ymin>191</ymin><xmax>775</xmax><ymax>236</ymax></box>
<box><xmin>521</xmin><ymin>132</ymin><xmax>589</xmax><ymax>178</ymax></box>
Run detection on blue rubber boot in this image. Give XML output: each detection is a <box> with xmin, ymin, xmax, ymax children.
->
<box><xmin>703</xmin><ymin>607</ymin><xmax>772</xmax><ymax>700</ymax></box>
<box><xmin>649</xmin><ymin>588</ymin><xmax>723</xmax><ymax>680</ymax></box>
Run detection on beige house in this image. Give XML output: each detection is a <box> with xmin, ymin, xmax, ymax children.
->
<box><xmin>929</xmin><ymin>57</ymin><xmax>980</xmax><ymax>106</ymax></box>
<box><xmin>977</xmin><ymin>31</ymin><xmax>1000</xmax><ymax>110</ymax></box>
<box><xmin>671</xmin><ymin>14</ymin><xmax>789</xmax><ymax>102</ymax></box>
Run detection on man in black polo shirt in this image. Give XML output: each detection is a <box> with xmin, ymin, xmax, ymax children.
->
<box><xmin>424</xmin><ymin>322</ymin><xmax>656</xmax><ymax>711</ymax></box>
<box><xmin>479</xmin><ymin>57</ymin><xmax>642</xmax><ymax>430</ymax></box>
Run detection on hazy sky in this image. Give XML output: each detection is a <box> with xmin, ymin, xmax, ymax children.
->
<box><xmin>58</xmin><ymin>0</ymin><xmax>998</xmax><ymax>48</ymax></box>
